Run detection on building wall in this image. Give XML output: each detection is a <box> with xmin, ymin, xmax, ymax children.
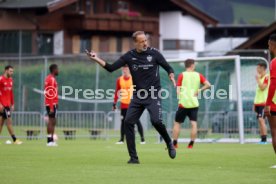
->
<box><xmin>70</xmin><ymin>33</ymin><xmax>133</xmax><ymax>54</ymax></box>
<box><xmin>0</xmin><ymin>7</ymin><xmax>73</xmax><ymax>55</ymax></box>
<box><xmin>0</xmin><ymin>0</ymin><xmax>159</xmax><ymax>55</ymax></box>
<box><xmin>0</xmin><ymin>1</ymin><xmax>209</xmax><ymax>55</ymax></box>
<box><xmin>179</xmin><ymin>15</ymin><xmax>205</xmax><ymax>51</ymax></box>
<box><xmin>159</xmin><ymin>11</ymin><xmax>205</xmax><ymax>52</ymax></box>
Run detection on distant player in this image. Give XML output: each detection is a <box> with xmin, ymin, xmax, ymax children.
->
<box><xmin>172</xmin><ymin>59</ymin><xmax>210</xmax><ymax>149</ymax></box>
<box><xmin>264</xmin><ymin>34</ymin><xmax>276</xmax><ymax>157</ymax></box>
<box><xmin>113</xmin><ymin>65</ymin><xmax>145</xmax><ymax>145</ymax></box>
<box><xmin>44</xmin><ymin>64</ymin><xmax>59</xmax><ymax>147</ymax></box>
<box><xmin>0</xmin><ymin>65</ymin><xmax>22</xmax><ymax>144</ymax></box>
<box><xmin>254</xmin><ymin>62</ymin><xmax>269</xmax><ymax>144</ymax></box>
<box><xmin>86</xmin><ymin>31</ymin><xmax>176</xmax><ymax>164</ymax></box>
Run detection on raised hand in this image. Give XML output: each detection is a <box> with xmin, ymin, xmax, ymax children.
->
<box><xmin>85</xmin><ymin>49</ymin><xmax>107</xmax><ymax>67</ymax></box>
<box><xmin>85</xmin><ymin>49</ymin><xmax>97</xmax><ymax>60</ymax></box>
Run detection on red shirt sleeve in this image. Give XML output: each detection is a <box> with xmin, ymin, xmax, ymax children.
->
<box><xmin>114</xmin><ymin>78</ymin><xmax>121</xmax><ymax>104</ymax></box>
<box><xmin>0</xmin><ymin>76</ymin><xmax>3</xmax><ymax>105</ymax></box>
<box><xmin>263</xmin><ymin>76</ymin><xmax>269</xmax><ymax>85</ymax></box>
<box><xmin>266</xmin><ymin>84</ymin><xmax>274</xmax><ymax>106</ymax></box>
<box><xmin>45</xmin><ymin>76</ymin><xmax>55</xmax><ymax>111</ymax></box>
<box><xmin>10</xmin><ymin>78</ymin><xmax>14</xmax><ymax>106</ymax></box>
<box><xmin>0</xmin><ymin>77</ymin><xmax>3</xmax><ymax>105</ymax></box>
<box><xmin>11</xmin><ymin>88</ymin><xmax>14</xmax><ymax>106</ymax></box>
<box><xmin>199</xmin><ymin>73</ymin><xmax>207</xmax><ymax>84</ymax></box>
<box><xmin>177</xmin><ymin>73</ymin><xmax>183</xmax><ymax>87</ymax></box>
<box><xmin>264</xmin><ymin>76</ymin><xmax>272</xmax><ymax>106</ymax></box>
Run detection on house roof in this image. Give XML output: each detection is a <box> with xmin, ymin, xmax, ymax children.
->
<box><xmin>170</xmin><ymin>0</ymin><xmax>218</xmax><ymax>26</ymax></box>
<box><xmin>235</xmin><ymin>21</ymin><xmax>276</xmax><ymax>49</ymax></box>
<box><xmin>0</xmin><ymin>0</ymin><xmax>77</xmax><ymax>12</ymax></box>
<box><xmin>206</xmin><ymin>37</ymin><xmax>248</xmax><ymax>52</ymax></box>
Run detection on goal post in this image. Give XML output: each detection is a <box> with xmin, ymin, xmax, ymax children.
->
<box><xmin>164</xmin><ymin>55</ymin><xmax>269</xmax><ymax>144</ymax></box>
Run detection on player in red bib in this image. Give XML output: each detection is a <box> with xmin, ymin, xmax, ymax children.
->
<box><xmin>44</xmin><ymin>64</ymin><xmax>59</xmax><ymax>147</ymax></box>
<box><xmin>0</xmin><ymin>65</ymin><xmax>22</xmax><ymax>144</ymax></box>
<box><xmin>265</xmin><ymin>34</ymin><xmax>276</xmax><ymax>158</ymax></box>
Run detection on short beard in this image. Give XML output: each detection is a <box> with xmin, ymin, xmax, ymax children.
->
<box><xmin>141</xmin><ymin>47</ymin><xmax>147</xmax><ymax>52</ymax></box>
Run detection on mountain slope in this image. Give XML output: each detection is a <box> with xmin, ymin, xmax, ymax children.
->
<box><xmin>187</xmin><ymin>0</ymin><xmax>275</xmax><ymax>25</ymax></box>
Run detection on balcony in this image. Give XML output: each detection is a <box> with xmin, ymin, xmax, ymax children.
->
<box><xmin>64</xmin><ymin>13</ymin><xmax>159</xmax><ymax>33</ymax></box>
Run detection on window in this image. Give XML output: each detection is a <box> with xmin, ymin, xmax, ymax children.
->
<box><xmin>0</xmin><ymin>31</ymin><xmax>32</xmax><ymax>54</ymax></box>
<box><xmin>37</xmin><ymin>33</ymin><xmax>53</xmax><ymax>55</ymax></box>
<box><xmin>93</xmin><ymin>0</ymin><xmax>99</xmax><ymax>14</ymax></box>
<box><xmin>80</xmin><ymin>36</ymin><xmax>91</xmax><ymax>53</ymax></box>
<box><xmin>116</xmin><ymin>37</ymin><xmax>122</xmax><ymax>52</ymax></box>
<box><xmin>99</xmin><ymin>36</ymin><xmax>109</xmax><ymax>52</ymax></box>
<box><xmin>105</xmin><ymin>0</ymin><xmax>113</xmax><ymax>13</ymax></box>
<box><xmin>163</xmin><ymin>40</ymin><xmax>177</xmax><ymax>50</ymax></box>
<box><xmin>76</xmin><ymin>0</ymin><xmax>83</xmax><ymax>12</ymax></box>
<box><xmin>86</xmin><ymin>0</ymin><xmax>92</xmax><ymax>15</ymax></box>
<box><xmin>163</xmin><ymin>39</ymin><xmax>194</xmax><ymax>50</ymax></box>
<box><xmin>180</xmin><ymin>40</ymin><xmax>194</xmax><ymax>50</ymax></box>
<box><xmin>117</xmin><ymin>1</ymin><xmax>129</xmax><ymax>12</ymax></box>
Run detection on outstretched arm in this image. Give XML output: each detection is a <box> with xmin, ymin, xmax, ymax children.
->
<box><xmin>86</xmin><ymin>50</ymin><xmax>126</xmax><ymax>72</ymax></box>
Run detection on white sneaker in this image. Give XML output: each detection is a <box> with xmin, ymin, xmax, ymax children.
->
<box><xmin>115</xmin><ymin>141</ymin><xmax>124</xmax><ymax>145</ymax></box>
<box><xmin>140</xmin><ymin>141</ymin><xmax>146</xmax><ymax>145</ymax></box>
<box><xmin>270</xmin><ymin>165</ymin><xmax>276</xmax><ymax>169</ymax></box>
<box><xmin>46</xmin><ymin>142</ymin><xmax>58</xmax><ymax>147</ymax></box>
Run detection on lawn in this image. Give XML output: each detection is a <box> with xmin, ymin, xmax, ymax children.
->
<box><xmin>0</xmin><ymin>139</ymin><xmax>275</xmax><ymax>184</ymax></box>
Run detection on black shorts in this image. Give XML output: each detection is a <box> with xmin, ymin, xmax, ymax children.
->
<box><xmin>175</xmin><ymin>107</ymin><xmax>198</xmax><ymax>123</ymax></box>
<box><xmin>124</xmin><ymin>94</ymin><xmax>163</xmax><ymax>124</ymax></box>
<box><xmin>271</xmin><ymin>111</ymin><xmax>276</xmax><ymax>116</ymax></box>
<box><xmin>46</xmin><ymin>105</ymin><xmax>57</xmax><ymax>118</ymax></box>
<box><xmin>254</xmin><ymin>106</ymin><xmax>265</xmax><ymax>119</ymax></box>
<box><xmin>0</xmin><ymin>107</ymin><xmax>11</xmax><ymax>119</ymax></box>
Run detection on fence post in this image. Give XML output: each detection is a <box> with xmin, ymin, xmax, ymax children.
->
<box><xmin>235</xmin><ymin>56</ymin><xmax>245</xmax><ymax>144</ymax></box>
<box><xmin>18</xmin><ymin>30</ymin><xmax>22</xmax><ymax>111</ymax></box>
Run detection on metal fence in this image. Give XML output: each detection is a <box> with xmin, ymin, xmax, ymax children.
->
<box><xmin>0</xmin><ymin>110</ymin><xmax>270</xmax><ymax>143</ymax></box>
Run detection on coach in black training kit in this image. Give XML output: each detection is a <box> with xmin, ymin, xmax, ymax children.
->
<box><xmin>86</xmin><ymin>31</ymin><xmax>176</xmax><ymax>164</ymax></box>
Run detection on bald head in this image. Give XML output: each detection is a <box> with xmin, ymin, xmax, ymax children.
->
<box><xmin>132</xmin><ymin>31</ymin><xmax>148</xmax><ymax>52</ymax></box>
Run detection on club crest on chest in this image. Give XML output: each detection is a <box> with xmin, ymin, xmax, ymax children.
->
<box><xmin>147</xmin><ymin>55</ymin><xmax>152</xmax><ymax>62</ymax></box>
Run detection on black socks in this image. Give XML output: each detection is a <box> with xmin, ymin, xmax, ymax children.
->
<box><xmin>47</xmin><ymin>135</ymin><xmax>53</xmax><ymax>143</ymax></box>
<box><xmin>188</xmin><ymin>140</ymin><xmax>194</xmax><ymax>146</ymax></box>
<box><xmin>11</xmin><ymin>135</ymin><xmax>16</xmax><ymax>142</ymax></box>
<box><xmin>261</xmin><ymin>135</ymin><xmax>267</xmax><ymax>142</ymax></box>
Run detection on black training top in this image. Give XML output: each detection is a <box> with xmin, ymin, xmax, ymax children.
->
<box><xmin>104</xmin><ymin>47</ymin><xmax>174</xmax><ymax>92</ymax></box>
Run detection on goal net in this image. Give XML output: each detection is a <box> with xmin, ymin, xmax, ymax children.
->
<box><xmin>159</xmin><ymin>56</ymin><xmax>270</xmax><ymax>143</ymax></box>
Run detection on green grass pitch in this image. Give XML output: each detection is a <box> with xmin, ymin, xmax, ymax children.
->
<box><xmin>0</xmin><ymin>139</ymin><xmax>275</xmax><ymax>184</ymax></box>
